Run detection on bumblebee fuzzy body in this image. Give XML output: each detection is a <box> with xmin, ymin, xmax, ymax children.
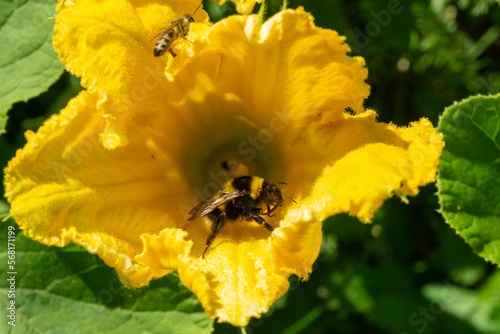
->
<box><xmin>153</xmin><ymin>14</ymin><xmax>194</xmax><ymax>57</ymax></box>
<box><xmin>188</xmin><ymin>176</ymin><xmax>286</xmax><ymax>258</ymax></box>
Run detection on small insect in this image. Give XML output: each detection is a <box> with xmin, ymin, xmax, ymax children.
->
<box><xmin>188</xmin><ymin>176</ymin><xmax>290</xmax><ymax>258</ymax></box>
<box><xmin>153</xmin><ymin>6</ymin><xmax>200</xmax><ymax>57</ymax></box>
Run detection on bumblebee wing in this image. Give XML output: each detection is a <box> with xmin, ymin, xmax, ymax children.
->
<box><xmin>187</xmin><ymin>191</ymin><xmax>245</xmax><ymax>221</ymax></box>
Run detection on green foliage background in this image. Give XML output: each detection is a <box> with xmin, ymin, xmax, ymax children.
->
<box><xmin>1</xmin><ymin>0</ymin><xmax>500</xmax><ymax>333</ymax></box>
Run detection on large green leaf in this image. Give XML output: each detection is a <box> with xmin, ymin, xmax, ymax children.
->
<box><xmin>0</xmin><ymin>222</ymin><xmax>213</xmax><ymax>334</ymax></box>
<box><xmin>437</xmin><ymin>94</ymin><xmax>500</xmax><ymax>265</ymax></box>
<box><xmin>0</xmin><ymin>0</ymin><xmax>65</xmax><ymax>135</ymax></box>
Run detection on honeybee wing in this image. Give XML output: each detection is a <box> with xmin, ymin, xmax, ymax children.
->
<box><xmin>151</xmin><ymin>16</ymin><xmax>183</xmax><ymax>41</ymax></box>
<box><xmin>169</xmin><ymin>16</ymin><xmax>187</xmax><ymax>26</ymax></box>
<box><xmin>187</xmin><ymin>190</ymin><xmax>247</xmax><ymax>221</ymax></box>
<box><xmin>155</xmin><ymin>16</ymin><xmax>188</xmax><ymax>36</ymax></box>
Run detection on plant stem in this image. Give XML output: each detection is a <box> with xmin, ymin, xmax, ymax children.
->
<box><xmin>258</xmin><ymin>0</ymin><xmax>269</xmax><ymax>23</ymax></box>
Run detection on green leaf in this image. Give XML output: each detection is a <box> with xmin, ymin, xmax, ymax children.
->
<box><xmin>422</xmin><ymin>271</ymin><xmax>500</xmax><ymax>333</ymax></box>
<box><xmin>430</xmin><ymin>228</ymin><xmax>487</xmax><ymax>286</ymax></box>
<box><xmin>0</xmin><ymin>222</ymin><xmax>213</xmax><ymax>334</ymax></box>
<box><xmin>0</xmin><ymin>0</ymin><xmax>65</xmax><ymax>135</ymax></box>
<box><xmin>437</xmin><ymin>94</ymin><xmax>500</xmax><ymax>265</ymax></box>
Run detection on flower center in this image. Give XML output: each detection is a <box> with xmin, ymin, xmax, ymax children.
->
<box><xmin>187</xmin><ymin>122</ymin><xmax>279</xmax><ymax>198</ymax></box>
<box><xmin>186</xmin><ymin>116</ymin><xmax>282</xmax><ymax>199</ymax></box>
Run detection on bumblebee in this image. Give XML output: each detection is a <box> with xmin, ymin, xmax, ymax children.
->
<box><xmin>188</xmin><ymin>176</ymin><xmax>289</xmax><ymax>258</ymax></box>
<box><xmin>153</xmin><ymin>6</ymin><xmax>200</xmax><ymax>57</ymax></box>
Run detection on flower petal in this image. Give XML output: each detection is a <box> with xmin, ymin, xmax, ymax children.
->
<box><xmin>295</xmin><ymin>110</ymin><xmax>444</xmax><ymax>222</ymax></box>
<box><xmin>272</xmin><ymin>207</ymin><xmax>323</xmax><ymax>277</ymax></box>
<box><xmin>137</xmin><ymin>207</ymin><xmax>322</xmax><ymax>326</ymax></box>
<box><xmin>168</xmin><ymin>8</ymin><xmax>369</xmax><ymax>133</ymax></box>
<box><xmin>4</xmin><ymin>91</ymin><xmax>194</xmax><ymax>285</ymax></box>
<box><xmin>53</xmin><ymin>0</ymin><xmax>209</xmax><ymax>147</ymax></box>
<box><xmin>131</xmin><ymin>228</ymin><xmax>192</xmax><ymax>286</ymax></box>
<box><xmin>54</xmin><ymin>0</ymin><xmax>207</xmax><ymax>91</ymax></box>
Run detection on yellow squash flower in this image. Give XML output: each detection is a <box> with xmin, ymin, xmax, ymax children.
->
<box><xmin>4</xmin><ymin>0</ymin><xmax>444</xmax><ymax>327</ymax></box>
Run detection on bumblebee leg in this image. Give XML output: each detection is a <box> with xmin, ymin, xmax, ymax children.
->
<box><xmin>250</xmin><ymin>215</ymin><xmax>274</xmax><ymax>232</ymax></box>
<box><xmin>203</xmin><ymin>211</ymin><xmax>227</xmax><ymax>258</ymax></box>
<box><xmin>264</xmin><ymin>203</ymin><xmax>279</xmax><ymax>217</ymax></box>
<box><xmin>261</xmin><ymin>203</ymin><xmax>279</xmax><ymax>217</ymax></box>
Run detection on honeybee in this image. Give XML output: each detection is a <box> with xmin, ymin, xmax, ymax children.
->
<box><xmin>188</xmin><ymin>176</ymin><xmax>290</xmax><ymax>258</ymax></box>
<box><xmin>153</xmin><ymin>6</ymin><xmax>200</xmax><ymax>57</ymax></box>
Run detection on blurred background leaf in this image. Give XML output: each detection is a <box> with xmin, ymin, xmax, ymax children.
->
<box><xmin>0</xmin><ymin>0</ymin><xmax>65</xmax><ymax>135</ymax></box>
